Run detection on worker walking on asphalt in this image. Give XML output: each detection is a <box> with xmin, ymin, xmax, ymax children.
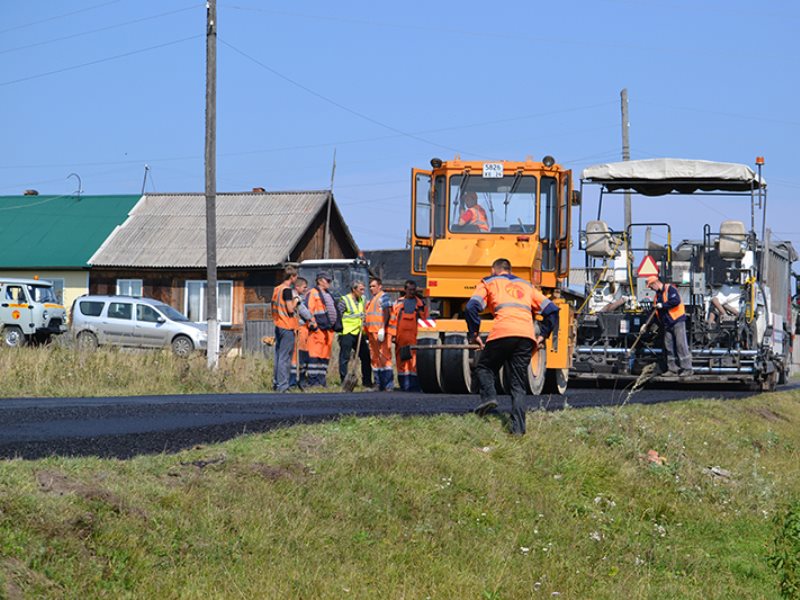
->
<box><xmin>466</xmin><ymin>258</ymin><xmax>559</xmax><ymax>435</ymax></box>
<box><xmin>306</xmin><ymin>272</ymin><xmax>337</xmax><ymax>387</ymax></box>
<box><xmin>392</xmin><ymin>279</ymin><xmax>426</xmax><ymax>391</ymax></box>
<box><xmin>366</xmin><ymin>277</ymin><xmax>394</xmax><ymax>391</ymax></box>
<box><xmin>290</xmin><ymin>277</ymin><xmax>313</xmax><ymax>388</ymax></box>
<box><xmin>337</xmin><ymin>280</ymin><xmax>372</xmax><ymax>388</ymax></box>
<box><xmin>271</xmin><ymin>266</ymin><xmax>299</xmax><ymax>392</ymax></box>
<box><xmin>646</xmin><ymin>275</ymin><xmax>693</xmax><ymax>376</ymax></box>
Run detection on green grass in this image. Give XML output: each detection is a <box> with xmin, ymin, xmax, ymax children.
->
<box><xmin>2</xmin><ymin>390</ymin><xmax>800</xmax><ymax>598</ymax></box>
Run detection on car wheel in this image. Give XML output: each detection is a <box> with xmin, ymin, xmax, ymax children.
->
<box><xmin>171</xmin><ymin>335</ymin><xmax>194</xmax><ymax>358</ymax></box>
<box><xmin>76</xmin><ymin>331</ymin><xmax>99</xmax><ymax>352</ymax></box>
<box><xmin>2</xmin><ymin>326</ymin><xmax>25</xmax><ymax>348</ymax></box>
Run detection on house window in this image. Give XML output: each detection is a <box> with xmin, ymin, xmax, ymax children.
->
<box><xmin>43</xmin><ymin>278</ymin><xmax>65</xmax><ymax>304</ymax></box>
<box><xmin>117</xmin><ymin>279</ymin><xmax>143</xmax><ymax>297</ymax></box>
<box><xmin>184</xmin><ymin>280</ymin><xmax>233</xmax><ymax>325</ymax></box>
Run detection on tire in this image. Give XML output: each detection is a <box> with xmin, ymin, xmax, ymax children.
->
<box><xmin>542</xmin><ymin>368</ymin><xmax>569</xmax><ymax>395</ymax></box>
<box><xmin>76</xmin><ymin>330</ymin><xmax>99</xmax><ymax>352</ymax></box>
<box><xmin>2</xmin><ymin>326</ymin><xmax>26</xmax><ymax>348</ymax></box>
<box><xmin>417</xmin><ymin>337</ymin><xmax>442</xmax><ymax>394</ymax></box>
<box><xmin>527</xmin><ymin>345</ymin><xmax>546</xmax><ymax>395</ymax></box>
<box><xmin>440</xmin><ymin>333</ymin><xmax>477</xmax><ymax>394</ymax></box>
<box><xmin>171</xmin><ymin>335</ymin><xmax>194</xmax><ymax>358</ymax></box>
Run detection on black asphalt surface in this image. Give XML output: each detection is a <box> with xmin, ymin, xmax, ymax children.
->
<box><xmin>1</xmin><ymin>382</ymin><xmax>796</xmax><ymax>460</ymax></box>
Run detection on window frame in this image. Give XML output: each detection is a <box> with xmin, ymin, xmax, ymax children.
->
<box><xmin>183</xmin><ymin>280</ymin><xmax>234</xmax><ymax>326</ymax></box>
<box><xmin>116</xmin><ymin>279</ymin><xmax>143</xmax><ymax>297</ymax></box>
<box><xmin>107</xmin><ymin>301</ymin><xmax>133</xmax><ymax>321</ymax></box>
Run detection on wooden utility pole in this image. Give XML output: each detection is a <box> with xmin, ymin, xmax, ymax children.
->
<box><xmin>323</xmin><ymin>148</ymin><xmax>336</xmax><ymax>259</ymax></box>
<box><xmin>205</xmin><ymin>0</ymin><xmax>219</xmax><ymax>368</ymax></box>
<box><xmin>621</xmin><ymin>88</ymin><xmax>631</xmax><ymax>235</ymax></box>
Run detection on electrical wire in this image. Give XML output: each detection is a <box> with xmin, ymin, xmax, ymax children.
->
<box><xmin>0</xmin><ymin>4</ymin><xmax>201</xmax><ymax>56</ymax></box>
<box><xmin>0</xmin><ymin>194</ymin><xmax>75</xmax><ymax>212</ymax></box>
<box><xmin>219</xmin><ymin>38</ymin><xmax>479</xmax><ymax>158</ymax></box>
<box><xmin>0</xmin><ymin>35</ymin><xmax>201</xmax><ymax>87</ymax></box>
<box><xmin>0</xmin><ymin>0</ymin><xmax>123</xmax><ymax>34</ymax></box>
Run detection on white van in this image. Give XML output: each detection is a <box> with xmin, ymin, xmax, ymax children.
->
<box><xmin>0</xmin><ymin>277</ymin><xmax>67</xmax><ymax>347</ymax></box>
<box><xmin>71</xmin><ymin>295</ymin><xmax>214</xmax><ymax>357</ymax></box>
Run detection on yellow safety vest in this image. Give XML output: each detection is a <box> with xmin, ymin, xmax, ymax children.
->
<box><xmin>341</xmin><ymin>293</ymin><xmax>365</xmax><ymax>336</ymax></box>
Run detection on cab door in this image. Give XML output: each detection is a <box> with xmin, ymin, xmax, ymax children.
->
<box><xmin>556</xmin><ymin>172</ymin><xmax>572</xmax><ymax>279</ymax></box>
<box><xmin>0</xmin><ymin>283</ymin><xmax>35</xmax><ymax>334</ymax></box>
<box><xmin>411</xmin><ymin>169</ymin><xmax>433</xmax><ymax>275</ymax></box>
<box><xmin>134</xmin><ymin>303</ymin><xmax>170</xmax><ymax>347</ymax></box>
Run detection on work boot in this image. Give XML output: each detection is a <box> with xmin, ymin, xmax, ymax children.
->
<box><xmin>678</xmin><ymin>368</ymin><xmax>694</xmax><ymax>376</ymax></box>
<box><xmin>473</xmin><ymin>400</ymin><xmax>498</xmax><ymax>417</ymax></box>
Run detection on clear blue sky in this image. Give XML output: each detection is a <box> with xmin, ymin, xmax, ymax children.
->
<box><xmin>2</xmin><ymin>1</ymin><xmax>798</xmax><ymax>253</ymax></box>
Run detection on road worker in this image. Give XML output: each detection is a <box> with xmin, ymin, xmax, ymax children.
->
<box><xmin>391</xmin><ymin>279</ymin><xmax>426</xmax><ymax>392</ymax></box>
<box><xmin>458</xmin><ymin>191</ymin><xmax>490</xmax><ymax>232</ymax></box>
<box><xmin>337</xmin><ymin>280</ymin><xmax>372</xmax><ymax>388</ymax></box>
<box><xmin>271</xmin><ymin>266</ymin><xmax>299</xmax><ymax>392</ymax></box>
<box><xmin>646</xmin><ymin>275</ymin><xmax>693</xmax><ymax>376</ymax></box>
<box><xmin>466</xmin><ymin>258</ymin><xmax>559</xmax><ymax>435</ymax></box>
<box><xmin>366</xmin><ymin>276</ymin><xmax>394</xmax><ymax>391</ymax></box>
<box><xmin>290</xmin><ymin>277</ymin><xmax>313</xmax><ymax>388</ymax></box>
<box><xmin>306</xmin><ymin>272</ymin><xmax>337</xmax><ymax>386</ymax></box>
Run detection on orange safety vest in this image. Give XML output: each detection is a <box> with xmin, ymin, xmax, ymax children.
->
<box><xmin>392</xmin><ymin>296</ymin><xmax>424</xmax><ymax>340</ymax></box>
<box><xmin>459</xmin><ymin>205</ymin><xmax>489</xmax><ymax>232</ymax></box>
<box><xmin>660</xmin><ymin>283</ymin><xmax>685</xmax><ymax>321</ymax></box>
<box><xmin>469</xmin><ymin>274</ymin><xmax>551</xmax><ymax>342</ymax></box>
<box><xmin>365</xmin><ymin>291</ymin><xmax>388</xmax><ymax>333</ymax></box>
<box><xmin>271</xmin><ymin>282</ymin><xmax>298</xmax><ymax>330</ymax></box>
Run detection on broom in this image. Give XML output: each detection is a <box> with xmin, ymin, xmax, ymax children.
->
<box><xmin>341</xmin><ymin>326</ymin><xmax>364</xmax><ymax>392</ymax></box>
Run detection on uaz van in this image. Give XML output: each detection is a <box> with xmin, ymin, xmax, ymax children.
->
<box><xmin>0</xmin><ymin>277</ymin><xmax>67</xmax><ymax>347</ymax></box>
<box><xmin>71</xmin><ymin>295</ymin><xmax>212</xmax><ymax>357</ymax></box>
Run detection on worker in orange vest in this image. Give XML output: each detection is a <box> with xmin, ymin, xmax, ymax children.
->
<box><xmin>646</xmin><ymin>275</ymin><xmax>693</xmax><ymax>376</ymax></box>
<box><xmin>289</xmin><ymin>277</ymin><xmax>313</xmax><ymax>388</ymax></box>
<box><xmin>466</xmin><ymin>258</ymin><xmax>559</xmax><ymax>435</ymax></box>
<box><xmin>271</xmin><ymin>266</ymin><xmax>299</xmax><ymax>392</ymax></box>
<box><xmin>306</xmin><ymin>272</ymin><xmax>337</xmax><ymax>387</ymax></box>
<box><xmin>392</xmin><ymin>279</ymin><xmax>426</xmax><ymax>391</ymax></box>
<box><xmin>366</xmin><ymin>276</ymin><xmax>394</xmax><ymax>391</ymax></box>
<box><xmin>458</xmin><ymin>191</ymin><xmax>490</xmax><ymax>232</ymax></box>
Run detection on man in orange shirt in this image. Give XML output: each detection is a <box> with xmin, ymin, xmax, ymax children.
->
<box><xmin>271</xmin><ymin>266</ymin><xmax>299</xmax><ymax>392</ymax></box>
<box><xmin>366</xmin><ymin>277</ymin><xmax>394</xmax><ymax>391</ymax></box>
<box><xmin>458</xmin><ymin>191</ymin><xmax>489</xmax><ymax>232</ymax></box>
<box><xmin>392</xmin><ymin>279</ymin><xmax>426</xmax><ymax>391</ymax></box>
<box><xmin>465</xmin><ymin>258</ymin><xmax>559</xmax><ymax>435</ymax></box>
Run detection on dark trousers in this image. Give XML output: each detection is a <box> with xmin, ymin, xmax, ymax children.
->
<box><xmin>475</xmin><ymin>336</ymin><xmax>534</xmax><ymax>435</ymax></box>
<box><xmin>338</xmin><ymin>332</ymin><xmax>372</xmax><ymax>387</ymax></box>
<box><xmin>664</xmin><ymin>320</ymin><xmax>692</xmax><ymax>372</ymax></box>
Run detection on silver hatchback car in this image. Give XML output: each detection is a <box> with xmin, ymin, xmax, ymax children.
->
<box><xmin>71</xmin><ymin>295</ymin><xmax>211</xmax><ymax>357</ymax></box>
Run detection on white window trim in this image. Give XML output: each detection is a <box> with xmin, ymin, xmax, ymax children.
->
<box><xmin>116</xmin><ymin>278</ymin><xmax>143</xmax><ymax>297</ymax></box>
<box><xmin>183</xmin><ymin>280</ymin><xmax>233</xmax><ymax>326</ymax></box>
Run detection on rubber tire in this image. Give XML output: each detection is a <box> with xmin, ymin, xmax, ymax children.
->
<box><xmin>76</xmin><ymin>330</ymin><xmax>99</xmax><ymax>351</ymax></box>
<box><xmin>761</xmin><ymin>370</ymin><xmax>778</xmax><ymax>392</ymax></box>
<box><xmin>2</xmin><ymin>326</ymin><xmax>26</xmax><ymax>348</ymax></box>
<box><xmin>417</xmin><ymin>337</ymin><xmax>442</xmax><ymax>394</ymax></box>
<box><xmin>440</xmin><ymin>333</ymin><xmax>477</xmax><ymax>394</ymax></box>
<box><xmin>527</xmin><ymin>345</ymin><xmax>546</xmax><ymax>395</ymax></box>
<box><xmin>171</xmin><ymin>335</ymin><xmax>194</xmax><ymax>358</ymax></box>
<box><xmin>542</xmin><ymin>368</ymin><xmax>569</xmax><ymax>395</ymax></box>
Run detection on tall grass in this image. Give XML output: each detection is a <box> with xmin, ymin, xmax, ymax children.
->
<box><xmin>0</xmin><ymin>346</ymin><xmax>275</xmax><ymax>397</ymax></box>
<box><xmin>2</xmin><ymin>390</ymin><xmax>800</xmax><ymax>597</ymax></box>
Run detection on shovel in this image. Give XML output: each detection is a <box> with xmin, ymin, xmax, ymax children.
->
<box><xmin>341</xmin><ymin>327</ymin><xmax>364</xmax><ymax>393</ymax></box>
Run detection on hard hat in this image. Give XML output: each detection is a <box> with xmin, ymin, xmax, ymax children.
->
<box><xmin>645</xmin><ymin>275</ymin><xmax>659</xmax><ymax>286</ymax></box>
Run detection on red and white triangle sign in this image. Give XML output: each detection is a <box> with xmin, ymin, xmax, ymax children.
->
<box><xmin>637</xmin><ymin>255</ymin><xmax>660</xmax><ymax>277</ymax></box>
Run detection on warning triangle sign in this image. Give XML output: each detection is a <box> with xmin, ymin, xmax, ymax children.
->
<box><xmin>637</xmin><ymin>255</ymin><xmax>660</xmax><ymax>277</ymax></box>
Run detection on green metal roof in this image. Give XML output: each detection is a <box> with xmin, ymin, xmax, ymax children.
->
<box><xmin>0</xmin><ymin>194</ymin><xmax>140</xmax><ymax>269</ymax></box>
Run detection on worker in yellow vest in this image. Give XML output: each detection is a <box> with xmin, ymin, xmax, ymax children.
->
<box><xmin>337</xmin><ymin>280</ymin><xmax>372</xmax><ymax>388</ymax></box>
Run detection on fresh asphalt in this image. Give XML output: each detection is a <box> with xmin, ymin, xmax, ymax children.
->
<box><xmin>1</xmin><ymin>382</ymin><xmax>795</xmax><ymax>460</ymax></box>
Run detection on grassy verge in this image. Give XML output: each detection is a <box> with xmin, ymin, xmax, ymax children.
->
<box><xmin>2</xmin><ymin>390</ymin><xmax>800</xmax><ymax>598</ymax></box>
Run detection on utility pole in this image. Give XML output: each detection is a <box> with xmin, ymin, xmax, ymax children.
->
<box><xmin>205</xmin><ymin>0</ymin><xmax>219</xmax><ymax>369</ymax></box>
<box><xmin>323</xmin><ymin>148</ymin><xmax>336</xmax><ymax>259</ymax></box>
<box><xmin>621</xmin><ymin>88</ymin><xmax>631</xmax><ymax>236</ymax></box>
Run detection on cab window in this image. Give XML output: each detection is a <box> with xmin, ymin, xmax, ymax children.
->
<box><xmin>5</xmin><ymin>286</ymin><xmax>26</xmax><ymax>302</ymax></box>
<box><xmin>449</xmin><ymin>175</ymin><xmax>537</xmax><ymax>233</ymax></box>
<box><xmin>108</xmin><ymin>302</ymin><xmax>132</xmax><ymax>320</ymax></box>
<box><xmin>414</xmin><ymin>172</ymin><xmax>432</xmax><ymax>238</ymax></box>
<box><xmin>540</xmin><ymin>177</ymin><xmax>558</xmax><ymax>271</ymax></box>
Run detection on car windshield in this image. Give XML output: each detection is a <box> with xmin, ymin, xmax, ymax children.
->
<box><xmin>26</xmin><ymin>285</ymin><xmax>56</xmax><ymax>303</ymax></box>
<box><xmin>155</xmin><ymin>303</ymin><xmax>189</xmax><ymax>322</ymax></box>
<box><xmin>449</xmin><ymin>174</ymin><xmax>537</xmax><ymax>233</ymax></box>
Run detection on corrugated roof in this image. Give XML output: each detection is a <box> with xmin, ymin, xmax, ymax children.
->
<box><xmin>0</xmin><ymin>194</ymin><xmax>140</xmax><ymax>268</ymax></box>
<box><xmin>90</xmin><ymin>191</ymin><xmax>347</xmax><ymax>268</ymax></box>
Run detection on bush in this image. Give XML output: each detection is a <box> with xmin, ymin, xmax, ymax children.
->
<box><xmin>770</xmin><ymin>501</ymin><xmax>800</xmax><ymax>598</ymax></box>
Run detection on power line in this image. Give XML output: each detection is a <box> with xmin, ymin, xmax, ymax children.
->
<box><xmin>0</xmin><ymin>35</ymin><xmax>201</xmax><ymax>87</ymax></box>
<box><xmin>0</xmin><ymin>0</ymin><xmax>123</xmax><ymax>34</ymax></box>
<box><xmin>219</xmin><ymin>38</ymin><xmax>479</xmax><ymax>158</ymax></box>
<box><xmin>639</xmin><ymin>99</ymin><xmax>800</xmax><ymax>128</ymax></box>
<box><xmin>0</xmin><ymin>4</ymin><xmax>200</xmax><ymax>56</ymax></box>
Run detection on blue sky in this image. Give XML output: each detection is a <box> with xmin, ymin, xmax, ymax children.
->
<box><xmin>2</xmin><ymin>1</ymin><xmax>798</xmax><ymax>252</ymax></box>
